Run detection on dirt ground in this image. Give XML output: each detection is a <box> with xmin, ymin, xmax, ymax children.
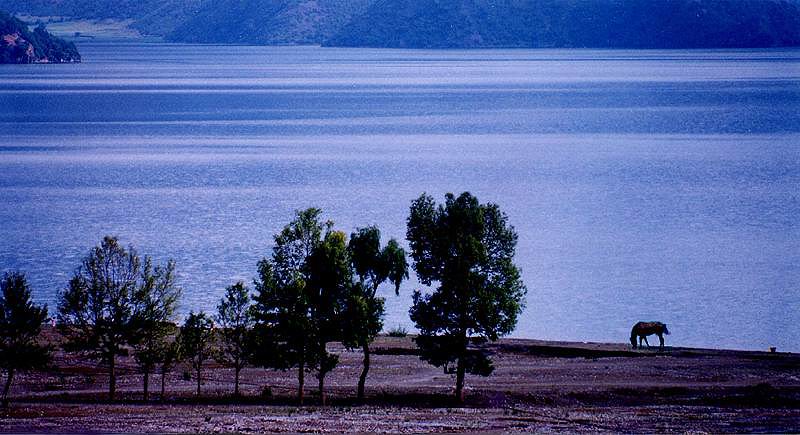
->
<box><xmin>2</xmin><ymin>334</ymin><xmax>799</xmax><ymax>433</ymax></box>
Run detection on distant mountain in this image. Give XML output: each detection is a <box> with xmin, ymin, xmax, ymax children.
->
<box><xmin>166</xmin><ymin>0</ymin><xmax>373</xmax><ymax>45</ymax></box>
<box><xmin>3</xmin><ymin>0</ymin><xmax>800</xmax><ymax>48</ymax></box>
<box><xmin>328</xmin><ymin>0</ymin><xmax>800</xmax><ymax>48</ymax></box>
<box><xmin>0</xmin><ymin>11</ymin><xmax>80</xmax><ymax>63</ymax></box>
<box><xmin>0</xmin><ymin>0</ymin><xmax>205</xmax><ymax>36</ymax></box>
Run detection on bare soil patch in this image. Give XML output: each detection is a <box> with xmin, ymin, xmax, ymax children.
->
<box><xmin>2</xmin><ymin>334</ymin><xmax>799</xmax><ymax>433</ymax></box>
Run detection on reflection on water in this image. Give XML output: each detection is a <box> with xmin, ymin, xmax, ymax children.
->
<box><xmin>1</xmin><ymin>44</ymin><xmax>799</xmax><ymax>351</ymax></box>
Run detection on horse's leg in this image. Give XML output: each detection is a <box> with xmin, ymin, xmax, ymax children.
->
<box><xmin>644</xmin><ymin>336</ymin><xmax>650</xmax><ymax>348</ymax></box>
<box><xmin>658</xmin><ymin>333</ymin><xmax>664</xmax><ymax>350</ymax></box>
<box><xmin>639</xmin><ymin>336</ymin><xmax>644</xmax><ymax>347</ymax></box>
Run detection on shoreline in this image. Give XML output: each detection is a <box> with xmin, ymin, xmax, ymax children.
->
<box><xmin>2</xmin><ymin>335</ymin><xmax>799</xmax><ymax>432</ymax></box>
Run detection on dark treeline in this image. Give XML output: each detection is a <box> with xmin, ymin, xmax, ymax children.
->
<box><xmin>0</xmin><ymin>192</ymin><xmax>526</xmax><ymax>407</ymax></box>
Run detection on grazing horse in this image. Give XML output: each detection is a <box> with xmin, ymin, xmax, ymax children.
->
<box><xmin>630</xmin><ymin>321</ymin><xmax>670</xmax><ymax>350</ymax></box>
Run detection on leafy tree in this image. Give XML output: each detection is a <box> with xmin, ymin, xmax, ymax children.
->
<box><xmin>179</xmin><ymin>311</ymin><xmax>214</xmax><ymax>396</ymax></box>
<box><xmin>305</xmin><ymin>230</ymin><xmax>351</xmax><ymax>405</ymax></box>
<box><xmin>407</xmin><ymin>192</ymin><xmax>526</xmax><ymax>402</ymax></box>
<box><xmin>250</xmin><ymin>208</ymin><xmax>339</xmax><ymax>405</ymax></box>
<box><xmin>344</xmin><ymin>226</ymin><xmax>408</xmax><ymax>400</ymax></box>
<box><xmin>158</xmin><ymin>338</ymin><xmax>181</xmax><ymax>401</ymax></box>
<box><xmin>216</xmin><ymin>281</ymin><xmax>253</xmax><ymax>396</ymax></box>
<box><xmin>0</xmin><ymin>272</ymin><xmax>50</xmax><ymax>408</ymax></box>
<box><xmin>58</xmin><ymin>236</ymin><xmax>146</xmax><ymax>401</ymax></box>
<box><xmin>131</xmin><ymin>259</ymin><xmax>181</xmax><ymax>401</ymax></box>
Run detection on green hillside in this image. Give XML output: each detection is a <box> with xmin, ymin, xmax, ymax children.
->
<box><xmin>0</xmin><ymin>11</ymin><xmax>80</xmax><ymax>63</ymax></box>
<box><xmin>3</xmin><ymin>0</ymin><xmax>800</xmax><ymax>48</ymax></box>
<box><xmin>327</xmin><ymin>0</ymin><xmax>800</xmax><ymax>48</ymax></box>
<box><xmin>166</xmin><ymin>0</ymin><xmax>373</xmax><ymax>44</ymax></box>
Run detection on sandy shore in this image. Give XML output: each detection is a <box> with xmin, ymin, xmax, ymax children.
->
<box><xmin>2</xmin><ymin>335</ymin><xmax>799</xmax><ymax>433</ymax></box>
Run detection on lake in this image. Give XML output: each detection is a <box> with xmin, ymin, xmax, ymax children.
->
<box><xmin>1</xmin><ymin>43</ymin><xmax>798</xmax><ymax>352</ymax></box>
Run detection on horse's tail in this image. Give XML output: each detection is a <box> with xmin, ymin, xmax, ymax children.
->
<box><xmin>663</xmin><ymin>323</ymin><xmax>670</xmax><ymax>335</ymax></box>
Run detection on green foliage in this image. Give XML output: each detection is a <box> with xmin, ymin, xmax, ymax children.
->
<box><xmin>179</xmin><ymin>311</ymin><xmax>214</xmax><ymax>396</ymax></box>
<box><xmin>0</xmin><ymin>11</ymin><xmax>80</xmax><ymax>63</ymax></box>
<box><xmin>58</xmin><ymin>236</ymin><xmax>142</xmax><ymax>400</ymax></box>
<box><xmin>407</xmin><ymin>192</ymin><xmax>526</xmax><ymax>401</ymax></box>
<box><xmin>249</xmin><ymin>208</ymin><xmax>327</xmax><ymax>376</ymax></box>
<box><xmin>57</xmin><ymin>236</ymin><xmax>180</xmax><ymax>401</ymax></box>
<box><xmin>131</xmin><ymin>258</ymin><xmax>181</xmax><ymax>401</ymax></box>
<box><xmin>250</xmin><ymin>208</ymin><xmax>351</xmax><ymax>404</ymax></box>
<box><xmin>216</xmin><ymin>281</ymin><xmax>254</xmax><ymax>396</ymax></box>
<box><xmin>305</xmin><ymin>230</ymin><xmax>351</xmax><ymax>395</ymax></box>
<box><xmin>348</xmin><ymin>226</ymin><xmax>408</xmax><ymax>296</ymax></box>
<box><xmin>343</xmin><ymin>225</ymin><xmax>408</xmax><ymax>399</ymax></box>
<box><xmin>0</xmin><ymin>272</ymin><xmax>50</xmax><ymax>407</ymax></box>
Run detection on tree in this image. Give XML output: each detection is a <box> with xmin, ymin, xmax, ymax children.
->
<box><xmin>179</xmin><ymin>311</ymin><xmax>214</xmax><ymax>397</ymax></box>
<box><xmin>0</xmin><ymin>272</ymin><xmax>50</xmax><ymax>408</ymax></box>
<box><xmin>406</xmin><ymin>192</ymin><xmax>526</xmax><ymax>403</ymax></box>
<box><xmin>344</xmin><ymin>226</ymin><xmax>408</xmax><ymax>400</ymax></box>
<box><xmin>58</xmin><ymin>236</ymin><xmax>146</xmax><ymax>401</ymax></box>
<box><xmin>216</xmin><ymin>282</ymin><xmax>253</xmax><ymax>396</ymax></box>
<box><xmin>305</xmin><ymin>230</ymin><xmax>351</xmax><ymax>406</ymax></box>
<box><xmin>250</xmin><ymin>208</ymin><xmax>343</xmax><ymax>405</ymax></box>
<box><xmin>158</xmin><ymin>338</ymin><xmax>181</xmax><ymax>401</ymax></box>
<box><xmin>131</xmin><ymin>258</ymin><xmax>181</xmax><ymax>401</ymax></box>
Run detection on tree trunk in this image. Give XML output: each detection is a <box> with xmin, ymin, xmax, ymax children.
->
<box><xmin>318</xmin><ymin>373</ymin><xmax>326</xmax><ymax>406</ymax></box>
<box><xmin>161</xmin><ymin>369</ymin><xmax>167</xmax><ymax>401</ymax></box>
<box><xmin>455</xmin><ymin>356</ymin><xmax>466</xmax><ymax>404</ymax></box>
<box><xmin>298</xmin><ymin>360</ymin><xmax>305</xmax><ymax>405</ymax></box>
<box><xmin>196</xmin><ymin>362</ymin><xmax>202</xmax><ymax>397</ymax></box>
<box><xmin>2</xmin><ymin>368</ymin><xmax>14</xmax><ymax>408</ymax></box>
<box><xmin>234</xmin><ymin>363</ymin><xmax>241</xmax><ymax>397</ymax></box>
<box><xmin>109</xmin><ymin>356</ymin><xmax>116</xmax><ymax>402</ymax></box>
<box><xmin>357</xmin><ymin>343</ymin><xmax>370</xmax><ymax>400</ymax></box>
<box><xmin>143</xmin><ymin>369</ymin><xmax>150</xmax><ymax>401</ymax></box>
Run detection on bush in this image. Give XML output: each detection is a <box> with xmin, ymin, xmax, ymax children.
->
<box><xmin>387</xmin><ymin>325</ymin><xmax>407</xmax><ymax>337</ymax></box>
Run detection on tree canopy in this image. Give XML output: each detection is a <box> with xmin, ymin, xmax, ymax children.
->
<box><xmin>131</xmin><ymin>258</ymin><xmax>181</xmax><ymax>401</ymax></box>
<box><xmin>344</xmin><ymin>226</ymin><xmax>408</xmax><ymax>400</ymax></box>
<box><xmin>0</xmin><ymin>272</ymin><xmax>50</xmax><ymax>408</ymax></box>
<box><xmin>250</xmin><ymin>208</ymin><xmax>354</xmax><ymax>405</ymax></box>
<box><xmin>216</xmin><ymin>281</ymin><xmax>254</xmax><ymax>396</ymax></box>
<box><xmin>179</xmin><ymin>311</ymin><xmax>215</xmax><ymax>396</ymax></box>
<box><xmin>407</xmin><ymin>192</ymin><xmax>526</xmax><ymax>402</ymax></box>
<box><xmin>58</xmin><ymin>236</ymin><xmax>180</xmax><ymax>401</ymax></box>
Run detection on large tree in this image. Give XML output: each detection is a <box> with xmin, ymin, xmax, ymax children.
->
<box><xmin>131</xmin><ymin>258</ymin><xmax>181</xmax><ymax>401</ymax></box>
<box><xmin>216</xmin><ymin>281</ymin><xmax>253</xmax><ymax>397</ymax></box>
<box><xmin>344</xmin><ymin>226</ymin><xmax>408</xmax><ymax>400</ymax></box>
<box><xmin>250</xmin><ymin>208</ymin><xmax>328</xmax><ymax>405</ymax></box>
<box><xmin>0</xmin><ymin>272</ymin><xmax>50</xmax><ymax>408</ymax></box>
<box><xmin>58</xmin><ymin>236</ymin><xmax>144</xmax><ymax>401</ymax></box>
<box><xmin>250</xmin><ymin>208</ymin><xmax>353</xmax><ymax>405</ymax></box>
<box><xmin>304</xmin><ymin>230</ymin><xmax>351</xmax><ymax>405</ymax></box>
<box><xmin>407</xmin><ymin>192</ymin><xmax>526</xmax><ymax>402</ymax></box>
<box><xmin>179</xmin><ymin>311</ymin><xmax>214</xmax><ymax>397</ymax></box>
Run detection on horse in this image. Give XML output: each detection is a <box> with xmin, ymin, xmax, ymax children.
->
<box><xmin>630</xmin><ymin>321</ymin><xmax>670</xmax><ymax>350</ymax></box>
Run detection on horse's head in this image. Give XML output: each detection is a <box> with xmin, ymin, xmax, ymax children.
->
<box><xmin>630</xmin><ymin>335</ymin><xmax>637</xmax><ymax>348</ymax></box>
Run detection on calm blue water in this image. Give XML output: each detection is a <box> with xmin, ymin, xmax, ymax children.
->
<box><xmin>1</xmin><ymin>43</ymin><xmax>799</xmax><ymax>352</ymax></box>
